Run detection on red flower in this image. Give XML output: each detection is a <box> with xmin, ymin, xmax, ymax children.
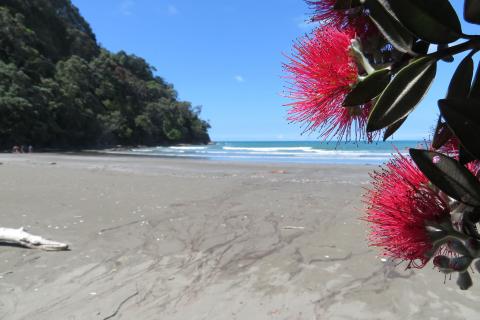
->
<box><xmin>284</xmin><ymin>27</ymin><xmax>374</xmax><ymax>141</ymax></box>
<box><xmin>436</xmin><ymin>137</ymin><xmax>480</xmax><ymax>174</ymax></box>
<box><xmin>306</xmin><ymin>0</ymin><xmax>376</xmax><ymax>38</ymax></box>
<box><xmin>364</xmin><ymin>153</ymin><xmax>450</xmax><ymax>268</ymax></box>
<box><xmin>437</xmin><ymin>135</ymin><xmax>461</xmax><ymax>157</ymax></box>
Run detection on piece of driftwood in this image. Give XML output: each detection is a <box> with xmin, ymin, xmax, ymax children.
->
<box><xmin>281</xmin><ymin>226</ymin><xmax>305</xmax><ymax>230</ymax></box>
<box><xmin>0</xmin><ymin>227</ymin><xmax>68</xmax><ymax>251</ymax></box>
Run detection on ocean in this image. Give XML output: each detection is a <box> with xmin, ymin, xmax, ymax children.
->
<box><xmin>120</xmin><ymin>140</ymin><xmax>422</xmax><ymax>165</ymax></box>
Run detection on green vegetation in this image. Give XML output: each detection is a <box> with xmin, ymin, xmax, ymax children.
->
<box><xmin>0</xmin><ymin>0</ymin><xmax>210</xmax><ymax>149</ymax></box>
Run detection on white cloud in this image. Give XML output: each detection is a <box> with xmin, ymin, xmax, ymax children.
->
<box><xmin>167</xmin><ymin>4</ymin><xmax>178</xmax><ymax>16</ymax></box>
<box><xmin>234</xmin><ymin>75</ymin><xmax>245</xmax><ymax>83</ymax></box>
<box><xmin>119</xmin><ymin>0</ymin><xmax>135</xmax><ymax>16</ymax></box>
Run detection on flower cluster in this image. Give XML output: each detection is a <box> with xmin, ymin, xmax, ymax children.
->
<box><xmin>436</xmin><ymin>135</ymin><xmax>480</xmax><ymax>174</ymax></box>
<box><xmin>364</xmin><ymin>153</ymin><xmax>451</xmax><ymax>268</ymax></box>
<box><xmin>284</xmin><ymin>27</ymin><xmax>375</xmax><ymax>141</ymax></box>
<box><xmin>306</xmin><ymin>0</ymin><xmax>376</xmax><ymax>38</ymax></box>
<box><xmin>284</xmin><ymin>0</ymin><xmax>384</xmax><ymax>141</ymax></box>
<box><xmin>283</xmin><ymin>0</ymin><xmax>480</xmax><ymax>290</ymax></box>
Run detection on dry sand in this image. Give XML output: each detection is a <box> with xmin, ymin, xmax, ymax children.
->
<box><xmin>0</xmin><ymin>153</ymin><xmax>478</xmax><ymax>319</ymax></box>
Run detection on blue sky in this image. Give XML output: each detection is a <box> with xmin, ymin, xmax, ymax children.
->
<box><xmin>71</xmin><ymin>0</ymin><xmax>479</xmax><ymax>141</ymax></box>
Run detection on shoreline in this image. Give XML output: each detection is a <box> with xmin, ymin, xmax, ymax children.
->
<box><xmin>0</xmin><ymin>151</ymin><xmax>380</xmax><ymax>169</ymax></box>
<box><xmin>0</xmin><ymin>154</ymin><xmax>477</xmax><ymax>319</ymax></box>
<box><xmin>2</xmin><ymin>139</ymin><xmax>420</xmax><ymax>167</ymax></box>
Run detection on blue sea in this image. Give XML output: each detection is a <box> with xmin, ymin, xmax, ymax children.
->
<box><xmin>123</xmin><ymin>140</ymin><xmax>422</xmax><ymax>165</ymax></box>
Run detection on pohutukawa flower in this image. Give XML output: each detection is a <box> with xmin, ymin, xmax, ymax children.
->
<box><xmin>435</xmin><ymin>137</ymin><xmax>480</xmax><ymax>174</ymax></box>
<box><xmin>438</xmin><ymin>138</ymin><xmax>460</xmax><ymax>156</ymax></box>
<box><xmin>364</xmin><ymin>153</ymin><xmax>451</xmax><ymax>268</ymax></box>
<box><xmin>306</xmin><ymin>0</ymin><xmax>376</xmax><ymax>38</ymax></box>
<box><xmin>284</xmin><ymin>27</ymin><xmax>375</xmax><ymax>141</ymax></box>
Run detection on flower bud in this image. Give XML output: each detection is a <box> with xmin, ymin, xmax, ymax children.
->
<box><xmin>446</xmin><ymin>239</ymin><xmax>470</xmax><ymax>257</ymax></box>
<box><xmin>474</xmin><ymin>259</ymin><xmax>480</xmax><ymax>274</ymax></box>
<box><xmin>433</xmin><ymin>255</ymin><xmax>472</xmax><ymax>273</ymax></box>
<box><xmin>433</xmin><ymin>255</ymin><xmax>452</xmax><ymax>273</ymax></box>
<box><xmin>464</xmin><ymin>238</ymin><xmax>480</xmax><ymax>256</ymax></box>
<box><xmin>457</xmin><ymin>271</ymin><xmax>473</xmax><ymax>290</ymax></box>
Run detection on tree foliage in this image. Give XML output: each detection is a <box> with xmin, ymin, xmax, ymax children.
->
<box><xmin>0</xmin><ymin>0</ymin><xmax>210</xmax><ymax>148</ymax></box>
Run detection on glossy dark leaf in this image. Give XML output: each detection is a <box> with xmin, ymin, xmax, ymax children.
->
<box><xmin>464</xmin><ymin>0</ymin><xmax>480</xmax><ymax>24</ymax></box>
<box><xmin>422</xmin><ymin>0</ymin><xmax>462</xmax><ymax>32</ymax></box>
<box><xmin>410</xmin><ymin>149</ymin><xmax>480</xmax><ymax>206</ymax></box>
<box><xmin>459</xmin><ymin>145</ymin><xmax>476</xmax><ymax>165</ymax></box>
<box><xmin>432</xmin><ymin>56</ymin><xmax>473</xmax><ymax>151</ymax></box>
<box><xmin>470</xmin><ymin>60</ymin><xmax>480</xmax><ymax>99</ymax></box>
<box><xmin>367</xmin><ymin>57</ymin><xmax>437</xmax><ymax>132</ymax></box>
<box><xmin>432</xmin><ymin>119</ymin><xmax>453</xmax><ymax>150</ymax></box>
<box><xmin>438</xmin><ymin>44</ymin><xmax>454</xmax><ymax>62</ymax></box>
<box><xmin>447</xmin><ymin>55</ymin><xmax>474</xmax><ymax>98</ymax></box>
<box><xmin>343</xmin><ymin>68</ymin><xmax>391</xmax><ymax>106</ymax></box>
<box><xmin>438</xmin><ymin>98</ymin><xmax>480</xmax><ymax>160</ymax></box>
<box><xmin>365</xmin><ymin>0</ymin><xmax>414</xmax><ymax>54</ymax></box>
<box><xmin>412</xmin><ymin>41</ymin><xmax>430</xmax><ymax>55</ymax></box>
<box><xmin>334</xmin><ymin>0</ymin><xmax>361</xmax><ymax>9</ymax></box>
<box><xmin>387</xmin><ymin>0</ymin><xmax>461</xmax><ymax>44</ymax></box>
<box><xmin>383</xmin><ymin>116</ymin><xmax>406</xmax><ymax>141</ymax></box>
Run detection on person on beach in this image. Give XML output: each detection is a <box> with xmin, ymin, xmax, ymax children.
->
<box><xmin>12</xmin><ymin>145</ymin><xmax>19</xmax><ymax>153</ymax></box>
<box><xmin>28</xmin><ymin>145</ymin><xmax>33</xmax><ymax>153</ymax></box>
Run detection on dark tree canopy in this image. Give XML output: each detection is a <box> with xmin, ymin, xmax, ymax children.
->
<box><xmin>0</xmin><ymin>0</ymin><xmax>210</xmax><ymax>148</ymax></box>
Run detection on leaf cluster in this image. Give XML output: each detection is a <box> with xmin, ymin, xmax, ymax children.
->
<box><xmin>340</xmin><ymin>0</ymin><xmax>480</xmax><ymax>191</ymax></box>
<box><xmin>334</xmin><ymin>0</ymin><xmax>480</xmax><ymax>289</ymax></box>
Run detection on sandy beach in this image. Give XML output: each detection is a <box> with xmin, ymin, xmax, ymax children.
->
<box><xmin>0</xmin><ymin>153</ymin><xmax>479</xmax><ymax>319</ymax></box>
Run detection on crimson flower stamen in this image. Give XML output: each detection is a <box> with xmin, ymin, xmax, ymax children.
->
<box><xmin>306</xmin><ymin>0</ymin><xmax>376</xmax><ymax>39</ymax></box>
<box><xmin>284</xmin><ymin>27</ymin><xmax>375</xmax><ymax>141</ymax></box>
<box><xmin>364</xmin><ymin>153</ymin><xmax>451</xmax><ymax>268</ymax></box>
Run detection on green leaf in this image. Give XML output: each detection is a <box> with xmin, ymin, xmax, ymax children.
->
<box><xmin>438</xmin><ymin>98</ymin><xmax>480</xmax><ymax>161</ymax></box>
<box><xmin>367</xmin><ymin>57</ymin><xmax>437</xmax><ymax>132</ymax></box>
<box><xmin>464</xmin><ymin>0</ymin><xmax>480</xmax><ymax>24</ymax></box>
<box><xmin>409</xmin><ymin>148</ymin><xmax>480</xmax><ymax>206</ymax></box>
<box><xmin>343</xmin><ymin>68</ymin><xmax>391</xmax><ymax>106</ymax></box>
<box><xmin>364</xmin><ymin>0</ymin><xmax>414</xmax><ymax>54</ymax></box>
<box><xmin>457</xmin><ymin>271</ymin><xmax>473</xmax><ymax>290</ymax></box>
<box><xmin>447</xmin><ymin>55</ymin><xmax>474</xmax><ymax>98</ymax></box>
<box><xmin>387</xmin><ymin>0</ymin><xmax>462</xmax><ymax>44</ymax></box>
<box><xmin>432</xmin><ymin>56</ymin><xmax>473</xmax><ymax>151</ymax></box>
<box><xmin>432</xmin><ymin>120</ymin><xmax>453</xmax><ymax>150</ymax></box>
<box><xmin>383</xmin><ymin>116</ymin><xmax>406</xmax><ymax>141</ymax></box>
<box><xmin>438</xmin><ymin>44</ymin><xmax>454</xmax><ymax>62</ymax></box>
<box><xmin>469</xmin><ymin>60</ymin><xmax>480</xmax><ymax>99</ymax></box>
<box><xmin>459</xmin><ymin>145</ymin><xmax>476</xmax><ymax>165</ymax></box>
<box><xmin>412</xmin><ymin>41</ymin><xmax>430</xmax><ymax>55</ymax></box>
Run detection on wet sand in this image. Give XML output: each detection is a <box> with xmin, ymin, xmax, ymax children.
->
<box><xmin>0</xmin><ymin>153</ymin><xmax>478</xmax><ymax>319</ymax></box>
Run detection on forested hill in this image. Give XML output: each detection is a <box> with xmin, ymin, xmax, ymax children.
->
<box><xmin>0</xmin><ymin>0</ymin><xmax>210</xmax><ymax>149</ymax></box>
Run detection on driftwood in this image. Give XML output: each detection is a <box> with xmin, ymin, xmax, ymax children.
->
<box><xmin>0</xmin><ymin>227</ymin><xmax>68</xmax><ymax>251</ymax></box>
<box><xmin>281</xmin><ymin>226</ymin><xmax>306</xmax><ymax>230</ymax></box>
